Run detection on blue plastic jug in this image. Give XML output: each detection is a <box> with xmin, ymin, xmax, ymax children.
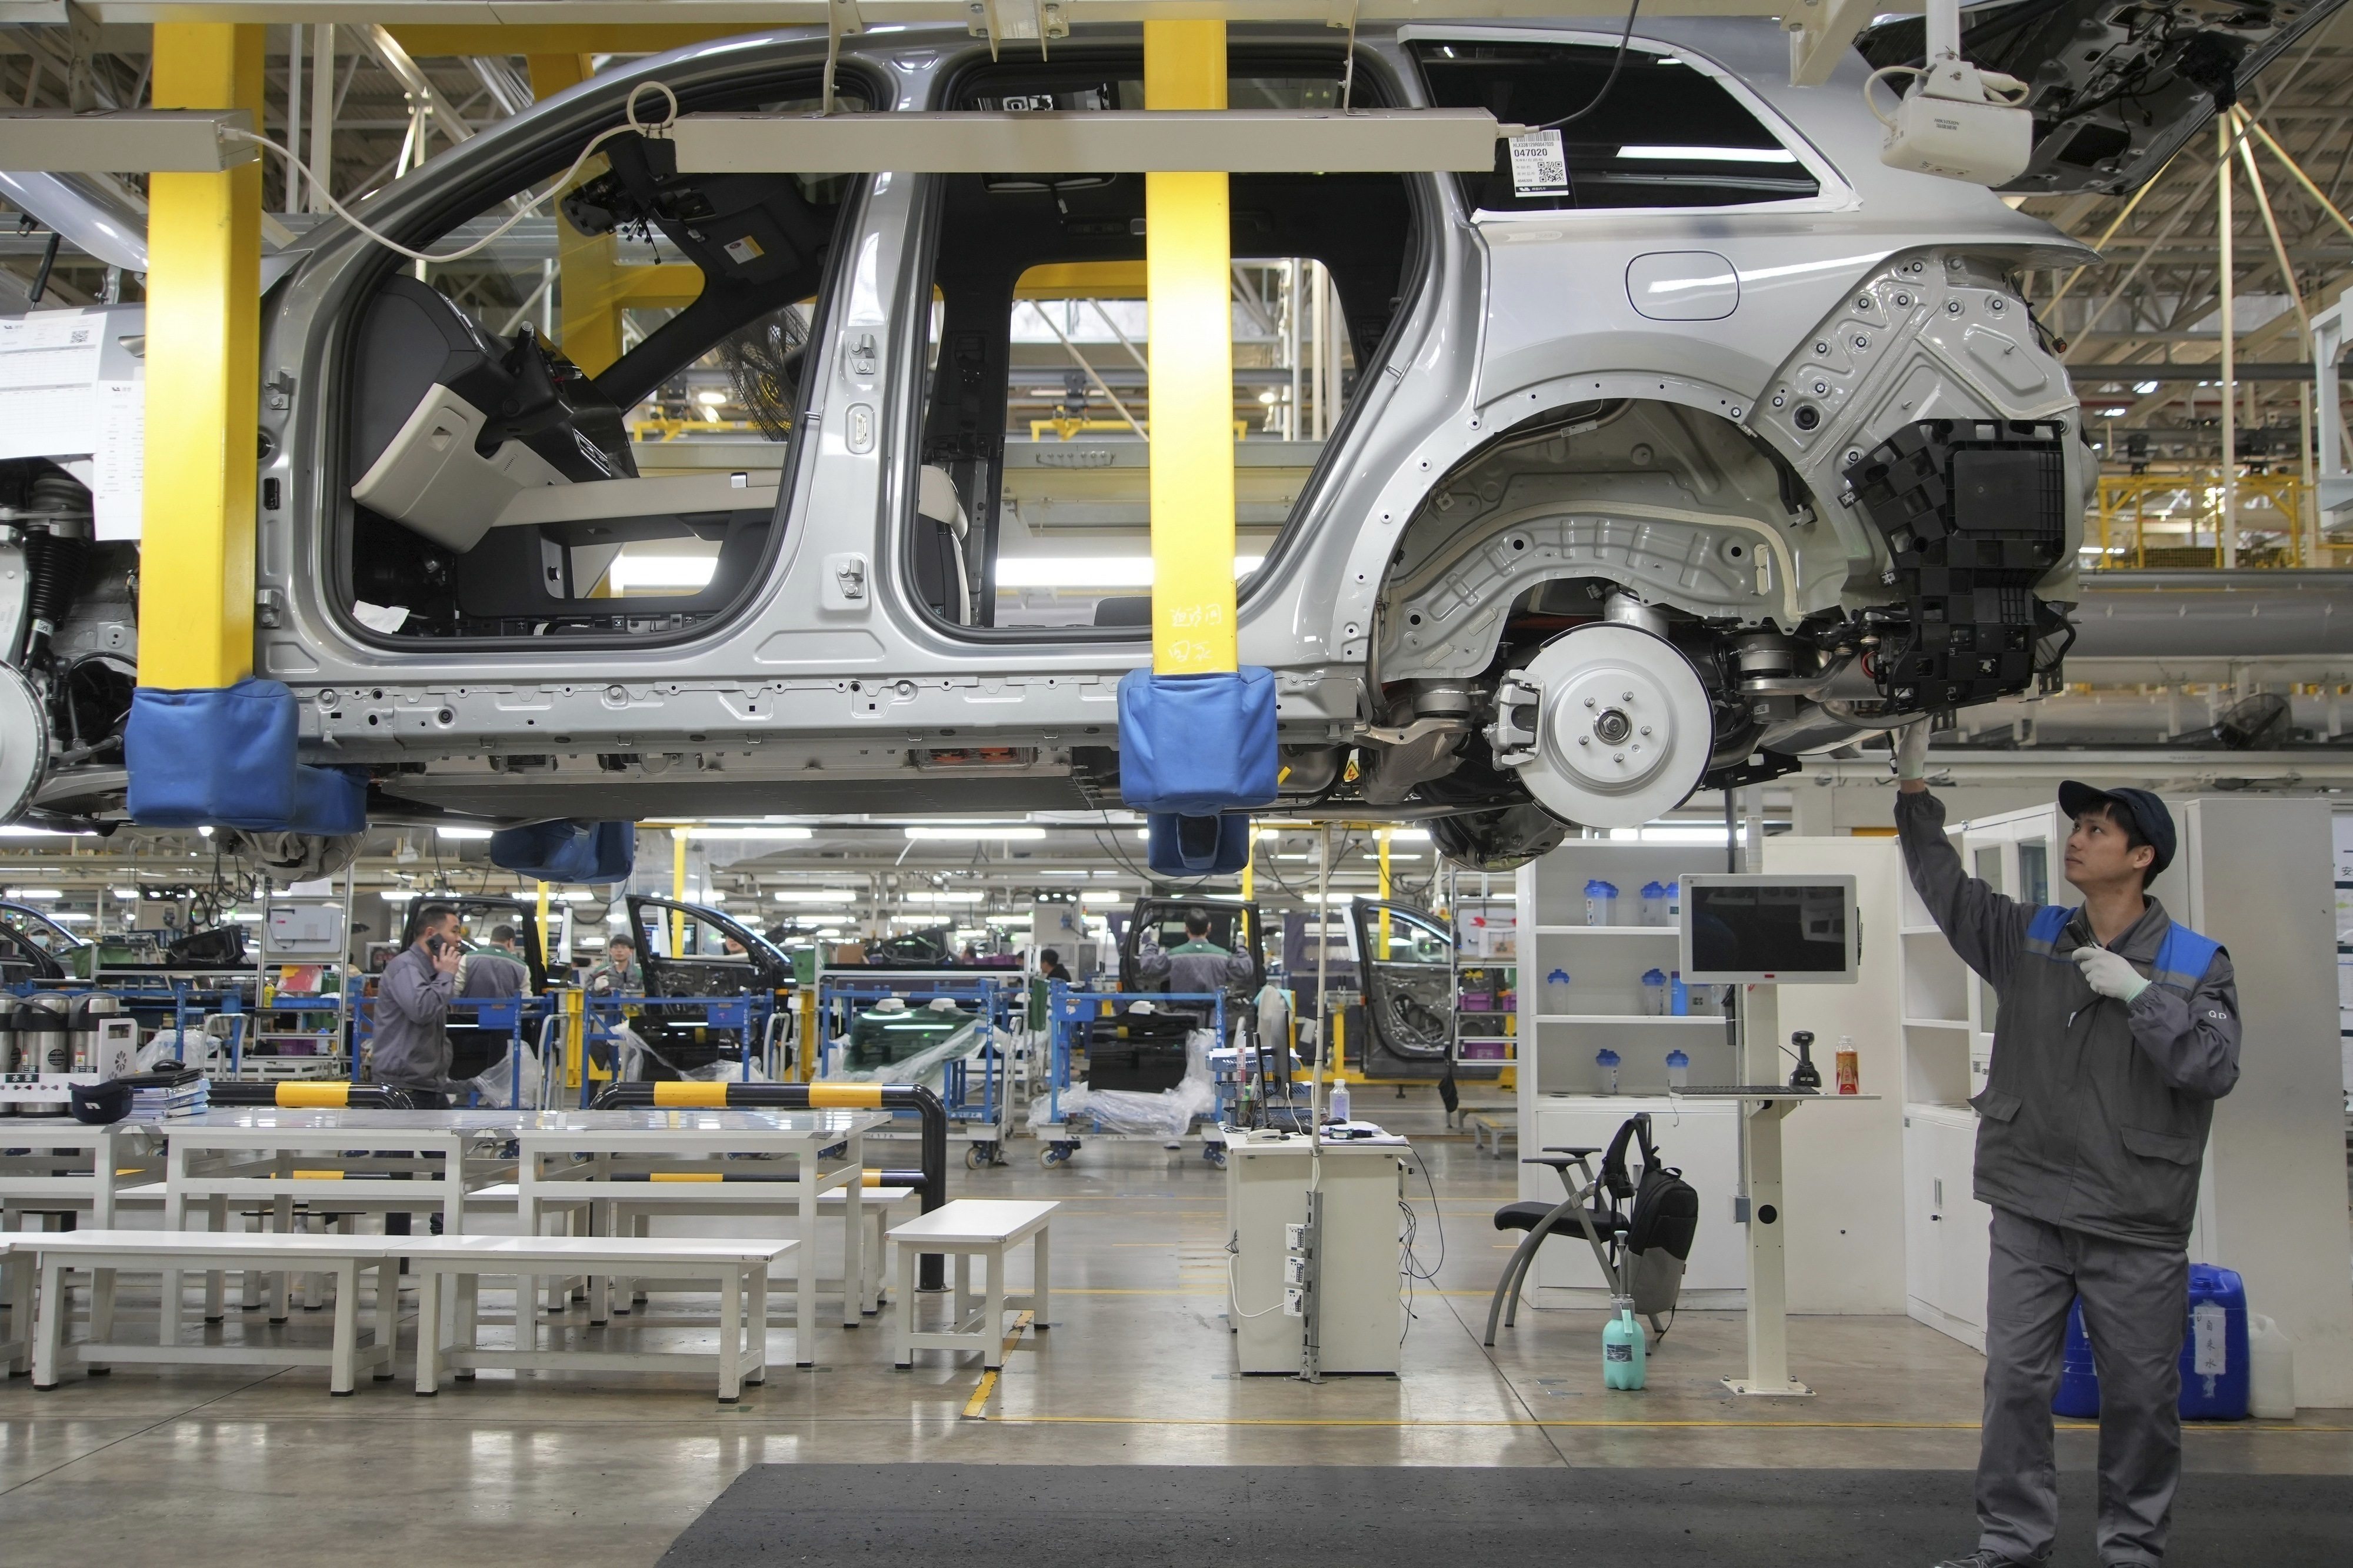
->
<box><xmin>1603</xmin><ymin>1304</ymin><xmax>1647</xmax><ymax>1390</ymax></box>
<box><xmin>2051</xmin><ymin>1264</ymin><xmax>2250</xmax><ymax>1420</ymax></box>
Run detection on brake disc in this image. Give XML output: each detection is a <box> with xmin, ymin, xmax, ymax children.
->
<box><xmin>0</xmin><ymin>664</ymin><xmax>49</xmax><ymax>825</ymax></box>
<box><xmin>1483</xmin><ymin>621</ymin><xmax>1712</xmax><ymax>829</ymax></box>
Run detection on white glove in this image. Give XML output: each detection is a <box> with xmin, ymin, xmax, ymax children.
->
<box><xmin>1894</xmin><ymin>723</ymin><xmax>1931</xmax><ymax>783</ymax></box>
<box><xmin>2075</xmin><ymin>944</ymin><xmax>2150</xmax><ymax>1004</ymax></box>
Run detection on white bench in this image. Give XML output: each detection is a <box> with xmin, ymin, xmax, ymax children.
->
<box><xmin>888</xmin><ymin>1199</ymin><xmax>1056</xmax><ymax>1370</ymax></box>
<box><xmin>18</xmin><ymin>1230</ymin><xmax>399</xmax><ymax>1394</ymax></box>
<box><xmin>408</xmin><ymin>1234</ymin><xmax>795</xmax><ymax>1402</ymax></box>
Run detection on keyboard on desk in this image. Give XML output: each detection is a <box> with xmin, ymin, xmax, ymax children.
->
<box><xmin>1672</xmin><ymin>1084</ymin><xmax>1821</xmax><ymax>1097</ymax></box>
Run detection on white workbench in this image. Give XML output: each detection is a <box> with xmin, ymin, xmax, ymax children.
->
<box><xmin>0</xmin><ymin>1119</ymin><xmax>165</xmax><ymax>1229</ymax></box>
<box><xmin>156</xmin><ymin>1108</ymin><xmax>525</xmax><ymax>1336</ymax></box>
<box><xmin>512</xmin><ymin>1107</ymin><xmax>889</xmax><ymax>1367</ymax></box>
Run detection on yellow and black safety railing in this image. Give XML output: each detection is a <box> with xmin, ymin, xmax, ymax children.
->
<box><xmin>592</xmin><ymin>1079</ymin><xmax>951</xmax><ymax>1288</ymax></box>
<box><xmin>205</xmin><ymin>1081</ymin><xmax>418</xmax><ymax>1109</ymax></box>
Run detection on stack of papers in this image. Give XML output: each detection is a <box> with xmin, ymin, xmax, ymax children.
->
<box><xmin>119</xmin><ymin>1068</ymin><xmax>208</xmax><ymax>1120</ymax></box>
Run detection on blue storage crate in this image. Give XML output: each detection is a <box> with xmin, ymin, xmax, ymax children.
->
<box><xmin>2051</xmin><ymin>1263</ymin><xmax>2249</xmax><ymax>1421</ymax></box>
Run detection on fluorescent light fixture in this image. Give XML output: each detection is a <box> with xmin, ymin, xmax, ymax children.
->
<box><xmin>112</xmin><ymin>888</ymin><xmax>138</xmax><ymax>900</ymax></box>
<box><xmin>2133</xmin><ymin>381</ymin><xmax>2161</xmax><ymax>395</ymax></box>
<box><xmin>687</xmin><ymin>826</ymin><xmax>813</xmax><ymax>840</ymax></box>
<box><xmin>904</xmin><ymin>826</ymin><xmax>1046</xmax><ymax>841</ymax></box>
<box><xmin>436</xmin><ymin>826</ymin><xmax>493</xmax><ymax>840</ymax></box>
<box><xmin>608</xmin><ymin>553</ymin><xmax>720</xmax><ymax>593</ymax></box>
<box><xmin>0</xmin><ymin>825</ymin><xmax>94</xmax><ymax>837</ymax></box>
<box><xmin>1618</xmin><ymin>144</ymin><xmax>1797</xmax><ymax>163</ymax></box>
<box><xmin>695</xmin><ymin>389</ymin><xmax>727</xmax><ymax>406</ymax></box>
<box><xmin>815</xmin><ymin>927</ymin><xmax>843</xmax><ymax>938</ymax></box>
<box><xmin>993</xmin><ymin>555</ymin><xmax>1265</xmax><ymax>588</ymax></box>
<box><xmin>232</xmin><ymin>911</ymin><xmax>264</xmax><ymax>923</ymax></box>
<box><xmin>381</xmin><ymin>890</ymin><xmax>419</xmax><ymax>901</ymax></box>
<box><xmin>560</xmin><ymin>891</ymin><xmax>602</xmax><ymax>903</ymax></box>
<box><xmin>2099</xmin><ymin>408</ymin><xmax>2128</xmax><ymax>419</ymax></box>
<box><xmin>52</xmin><ymin>911</ymin><xmax>92</xmax><ymax>923</ymax></box>
<box><xmin>608</xmin><ymin>912</ymin><xmax>629</xmax><ymax>926</ymax></box>
<box><xmin>774</xmin><ymin>889</ymin><xmax>858</xmax><ymax>903</ymax></box>
<box><xmin>1079</xmin><ymin>890</ymin><xmax>1126</xmax><ymax>905</ymax></box>
<box><xmin>1382</xmin><ymin>828</ymin><xmax>1432</xmax><ymax>843</ymax></box>
<box><xmin>5</xmin><ymin>888</ymin><xmax>62</xmax><ymax>899</ymax></box>
<box><xmin>904</xmin><ymin>890</ymin><xmax>985</xmax><ymax>905</ymax></box>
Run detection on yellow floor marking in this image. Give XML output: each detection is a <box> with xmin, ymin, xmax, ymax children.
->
<box><xmin>987</xmin><ymin>1414</ymin><xmax>2347</xmax><ymax>1432</ymax></box>
<box><xmin>960</xmin><ymin>1310</ymin><xmax>1036</xmax><ymax>1420</ymax></box>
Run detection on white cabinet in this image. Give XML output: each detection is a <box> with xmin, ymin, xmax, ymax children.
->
<box><xmin>1528</xmin><ymin>1096</ymin><xmax>1744</xmax><ymax>1302</ymax></box>
<box><xmin>1902</xmin><ymin>1105</ymin><xmax>1991</xmax><ymax>1351</ymax></box>
<box><xmin>1514</xmin><ymin>841</ymin><xmax>1744</xmax><ymax>1306</ymax></box>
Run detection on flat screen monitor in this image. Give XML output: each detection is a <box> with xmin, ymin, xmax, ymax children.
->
<box><xmin>1678</xmin><ymin>874</ymin><xmax>1858</xmax><ymax>985</ymax></box>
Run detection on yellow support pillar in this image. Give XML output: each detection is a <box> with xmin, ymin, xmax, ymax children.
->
<box><xmin>536</xmin><ymin>880</ymin><xmax>554</xmax><ymax>977</ymax></box>
<box><xmin>1240</xmin><ymin>820</ymin><xmax>1254</xmax><ymax>902</ymax></box>
<box><xmin>531</xmin><ymin>54</ymin><xmax>627</xmax><ymax>373</ymax></box>
<box><xmin>1377</xmin><ymin>828</ymin><xmax>1391</xmax><ymax>956</ymax></box>
<box><xmin>139</xmin><ymin>25</ymin><xmax>265</xmax><ymax>690</ymax></box>
<box><xmin>1144</xmin><ymin>21</ymin><xmax>1235</xmax><ymax>676</ymax></box>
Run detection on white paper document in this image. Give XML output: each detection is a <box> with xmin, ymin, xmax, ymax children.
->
<box><xmin>92</xmin><ymin>379</ymin><xmax>144</xmax><ymax>539</ymax></box>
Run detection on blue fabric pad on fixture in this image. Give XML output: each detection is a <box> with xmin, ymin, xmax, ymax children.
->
<box><xmin>489</xmin><ymin>819</ymin><xmax>636</xmax><ymax>885</ymax></box>
<box><xmin>126</xmin><ymin>679</ymin><xmax>372</xmax><ymax>834</ymax></box>
<box><xmin>126</xmin><ymin>678</ymin><xmax>301</xmax><ymax>828</ymax></box>
<box><xmin>292</xmin><ymin>763</ymin><xmax>371</xmax><ymax>836</ymax></box>
<box><xmin>1116</xmin><ymin>667</ymin><xmax>1280</xmax><ymax>816</ymax></box>
<box><xmin>1146</xmin><ymin>811</ymin><xmax>1253</xmax><ymax>878</ymax></box>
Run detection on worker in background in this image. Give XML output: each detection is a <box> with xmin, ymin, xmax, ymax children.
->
<box><xmin>1137</xmin><ymin>909</ymin><xmax>1254</xmax><ymax>996</ymax></box>
<box><xmin>1038</xmin><ymin>948</ymin><xmax>1072</xmax><ymax>983</ymax></box>
<box><xmin>462</xmin><ymin>926</ymin><xmax>530</xmax><ymax>999</ymax></box>
<box><xmin>374</xmin><ymin>901</ymin><xmax>465</xmax><ymax>1107</ymax></box>
<box><xmin>586</xmin><ymin>934</ymin><xmax>642</xmax><ymax>995</ymax></box>
<box><xmin>1895</xmin><ymin>725</ymin><xmax>2240</xmax><ymax>1568</ymax></box>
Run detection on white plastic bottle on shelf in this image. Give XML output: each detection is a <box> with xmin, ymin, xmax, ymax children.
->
<box><xmin>1545</xmin><ymin>966</ymin><xmax>1572</xmax><ymax>1011</ymax></box>
<box><xmin>1665</xmin><ymin>879</ymin><xmax>1681</xmax><ymax>927</ymax></box>
<box><xmin>1327</xmin><ymin>1081</ymin><xmax>1352</xmax><ymax>1126</ymax></box>
<box><xmin>1594</xmin><ymin>1047</ymin><xmax>1621</xmax><ymax>1095</ymax></box>
<box><xmin>1665</xmin><ymin>1048</ymin><xmax>1690</xmax><ymax>1089</ymax></box>
<box><xmin>1584</xmin><ymin>879</ymin><xmax>1619</xmax><ymax>926</ymax></box>
<box><xmin>1640</xmin><ymin>968</ymin><xmax>1668</xmax><ymax>1016</ymax></box>
<box><xmin>1638</xmin><ymin>881</ymin><xmax>1668</xmax><ymax>926</ymax></box>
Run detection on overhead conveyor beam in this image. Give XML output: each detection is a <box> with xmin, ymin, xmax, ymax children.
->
<box><xmin>31</xmin><ymin>2</ymin><xmax>1902</xmax><ymax>89</ymax></box>
<box><xmin>668</xmin><ymin>108</ymin><xmax>1507</xmax><ymax>175</ymax></box>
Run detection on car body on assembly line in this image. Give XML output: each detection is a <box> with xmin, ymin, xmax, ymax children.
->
<box><xmin>2</xmin><ymin>11</ymin><xmax>2304</xmax><ymax>868</ymax></box>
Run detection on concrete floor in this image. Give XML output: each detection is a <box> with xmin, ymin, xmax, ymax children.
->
<box><xmin>2</xmin><ymin>1118</ymin><xmax>2347</xmax><ymax>1564</ymax></box>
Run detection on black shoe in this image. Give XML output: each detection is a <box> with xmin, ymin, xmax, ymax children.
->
<box><xmin>1933</xmin><ymin>1553</ymin><xmax>2045</xmax><ymax>1568</ymax></box>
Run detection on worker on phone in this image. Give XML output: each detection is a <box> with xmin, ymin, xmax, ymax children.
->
<box><xmin>1894</xmin><ymin>725</ymin><xmax>2240</xmax><ymax>1568</ymax></box>
<box><xmin>374</xmin><ymin>902</ymin><xmax>466</xmax><ymax>1107</ymax></box>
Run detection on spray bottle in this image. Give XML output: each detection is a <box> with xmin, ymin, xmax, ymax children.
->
<box><xmin>1603</xmin><ymin>1297</ymin><xmax>1648</xmax><ymax>1389</ymax></box>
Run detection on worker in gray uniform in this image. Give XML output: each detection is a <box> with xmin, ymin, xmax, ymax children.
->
<box><xmin>1894</xmin><ymin>726</ymin><xmax>2240</xmax><ymax>1568</ymax></box>
<box><xmin>374</xmin><ymin>901</ymin><xmax>465</xmax><ymax>1107</ymax></box>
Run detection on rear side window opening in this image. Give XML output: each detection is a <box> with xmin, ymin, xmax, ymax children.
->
<box><xmin>1409</xmin><ymin>39</ymin><xmax>1821</xmax><ymax>214</ymax></box>
<box><xmin>329</xmin><ymin>71</ymin><xmax>871</xmax><ymax>648</ymax></box>
<box><xmin>908</xmin><ymin>51</ymin><xmax>1422</xmax><ymax>636</ymax></box>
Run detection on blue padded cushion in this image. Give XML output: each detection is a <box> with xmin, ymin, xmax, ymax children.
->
<box><xmin>125</xmin><ymin>679</ymin><xmax>301</xmax><ymax>828</ymax></box>
<box><xmin>1146</xmin><ymin>812</ymin><xmax>1251</xmax><ymax>878</ymax></box>
<box><xmin>1116</xmin><ymin>667</ymin><xmax>1279</xmax><ymax>815</ymax></box>
<box><xmin>291</xmin><ymin>765</ymin><xmax>369</xmax><ymax>836</ymax></box>
<box><xmin>489</xmin><ymin>819</ymin><xmax>635</xmax><ymax>885</ymax></box>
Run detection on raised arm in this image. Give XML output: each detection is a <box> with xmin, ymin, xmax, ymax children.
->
<box><xmin>1895</xmin><ymin>785</ymin><xmax>2031</xmax><ymax>991</ymax></box>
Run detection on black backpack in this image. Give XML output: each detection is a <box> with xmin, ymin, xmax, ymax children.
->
<box><xmin>1604</xmin><ymin>1114</ymin><xmax>1701</xmax><ymax>1320</ymax></box>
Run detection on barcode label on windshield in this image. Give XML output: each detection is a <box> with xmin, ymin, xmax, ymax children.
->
<box><xmin>1508</xmin><ymin>129</ymin><xmax>1569</xmax><ymax>195</ymax></box>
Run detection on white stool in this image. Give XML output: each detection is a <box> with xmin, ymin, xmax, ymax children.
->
<box><xmin>888</xmin><ymin>1199</ymin><xmax>1056</xmax><ymax>1370</ymax></box>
